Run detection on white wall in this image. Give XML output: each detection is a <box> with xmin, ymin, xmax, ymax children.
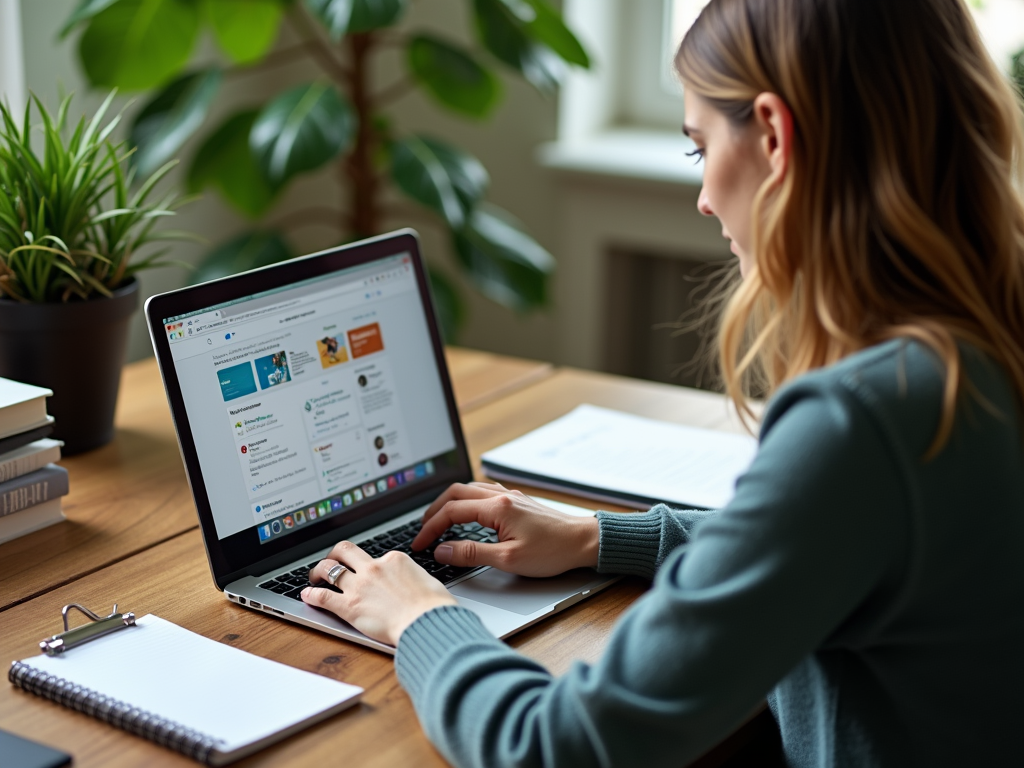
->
<box><xmin>0</xmin><ymin>0</ymin><xmax>25</xmax><ymax>114</ymax></box>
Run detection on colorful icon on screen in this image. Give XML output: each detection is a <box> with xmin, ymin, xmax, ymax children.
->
<box><xmin>258</xmin><ymin>524</ymin><xmax>272</xmax><ymax>542</ymax></box>
<box><xmin>283</xmin><ymin>515</ymin><xmax>294</xmax><ymax>529</ymax></box>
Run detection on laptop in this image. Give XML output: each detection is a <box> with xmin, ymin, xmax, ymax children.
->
<box><xmin>146</xmin><ymin>229</ymin><xmax>617</xmax><ymax>653</ymax></box>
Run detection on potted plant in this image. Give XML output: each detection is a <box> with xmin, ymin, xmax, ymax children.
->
<box><xmin>0</xmin><ymin>93</ymin><xmax>190</xmax><ymax>453</ymax></box>
<box><xmin>61</xmin><ymin>0</ymin><xmax>590</xmax><ymax>340</ymax></box>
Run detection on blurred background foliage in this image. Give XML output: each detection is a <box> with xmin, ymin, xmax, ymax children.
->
<box><xmin>61</xmin><ymin>0</ymin><xmax>591</xmax><ymax>340</ymax></box>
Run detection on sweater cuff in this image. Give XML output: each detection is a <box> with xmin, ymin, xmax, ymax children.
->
<box><xmin>395</xmin><ymin>604</ymin><xmax>494</xmax><ymax>701</ymax></box>
<box><xmin>596</xmin><ymin>508</ymin><xmax>665</xmax><ymax>577</ymax></box>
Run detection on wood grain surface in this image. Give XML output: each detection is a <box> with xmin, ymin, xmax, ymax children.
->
<box><xmin>0</xmin><ymin>352</ymin><xmax>770</xmax><ymax>767</ymax></box>
<box><xmin>0</xmin><ymin>529</ymin><xmax>648</xmax><ymax>768</ymax></box>
<box><xmin>0</xmin><ymin>348</ymin><xmax>554</xmax><ymax>612</ymax></box>
<box><xmin>461</xmin><ymin>366</ymin><xmax>760</xmax><ymax>475</ymax></box>
<box><xmin>444</xmin><ymin>347</ymin><xmax>554</xmax><ymax>412</ymax></box>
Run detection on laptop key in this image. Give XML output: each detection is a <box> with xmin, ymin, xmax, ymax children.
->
<box><xmin>258</xmin><ymin>580</ymin><xmax>278</xmax><ymax>589</ymax></box>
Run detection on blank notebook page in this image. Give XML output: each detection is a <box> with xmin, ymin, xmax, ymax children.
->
<box><xmin>19</xmin><ymin>615</ymin><xmax>362</xmax><ymax>752</ymax></box>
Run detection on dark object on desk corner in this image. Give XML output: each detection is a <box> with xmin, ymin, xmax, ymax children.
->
<box><xmin>0</xmin><ymin>728</ymin><xmax>72</xmax><ymax>768</ymax></box>
<box><xmin>0</xmin><ymin>279</ymin><xmax>139</xmax><ymax>454</ymax></box>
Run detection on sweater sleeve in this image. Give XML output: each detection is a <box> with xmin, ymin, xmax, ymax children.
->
<box><xmin>596</xmin><ymin>506</ymin><xmax>717</xmax><ymax>578</ymax></box>
<box><xmin>395</xmin><ymin>381</ymin><xmax>911</xmax><ymax>768</ymax></box>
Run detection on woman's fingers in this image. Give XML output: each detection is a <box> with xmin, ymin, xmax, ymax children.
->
<box><xmin>421</xmin><ymin>482</ymin><xmax>504</xmax><ymax>524</ymax></box>
<box><xmin>309</xmin><ymin>558</ymin><xmax>341</xmax><ymax>585</ymax></box>
<box><xmin>324</xmin><ymin>540</ymin><xmax>374</xmax><ymax>571</ymax></box>
<box><xmin>301</xmin><ymin>584</ymin><xmax>349</xmax><ymax>613</ymax></box>
<box><xmin>434</xmin><ymin>539</ymin><xmax>513</xmax><ymax>570</ymax></box>
<box><xmin>413</xmin><ymin>497</ymin><xmax>508</xmax><ymax>549</ymax></box>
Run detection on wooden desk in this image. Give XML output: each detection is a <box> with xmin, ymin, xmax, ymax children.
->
<box><xmin>0</xmin><ymin>348</ymin><xmax>554</xmax><ymax>612</ymax></box>
<box><xmin>0</xmin><ymin>529</ymin><xmax>648</xmax><ymax>767</ymax></box>
<box><xmin>462</xmin><ymin>366</ymin><xmax>755</xmax><ymax>472</ymax></box>
<box><xmin>1</xmin><ymin>358</ymin><xmax>768</xmax><ymax>767</ymax></box>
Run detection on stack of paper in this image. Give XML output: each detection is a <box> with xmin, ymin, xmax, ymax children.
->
<box><xmin>481</xmin><ymin>405</ymin><xmax>759</xmax><ymax>510</ymax></box>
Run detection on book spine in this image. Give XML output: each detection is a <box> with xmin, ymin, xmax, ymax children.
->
<box><xmin>0</xmin><ymin>465</ymin><xmax>69</xmax><ymax>517</ymax></box>
<box><xmin>0</xmin><ymin>446</ymin><xmax>60</xmax><ymax>484</ymax></box>
<box><xmin>8</xmin><ymin>661</ymin><xmax>224</xmax><ymax>765</ymax></box>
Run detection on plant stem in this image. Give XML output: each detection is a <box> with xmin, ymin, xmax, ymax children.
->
<box><xmin>286</xmin><ymin>5</ymin><xmax>352</xmax><ymax>85</ymax></box>
<box><xmin>376</xmin><ymin>76</ymin><xmax>416</xmax><ymax>106</ymax></box>
<box><xmin>223</xmin><ymin>45</ymin><xmax>311</xmax><ymax>80</ymax></box>
<box><xmin>346</xmin><ymin>32</ymin><xmax>380</xmax><ymax>238</ymax></box>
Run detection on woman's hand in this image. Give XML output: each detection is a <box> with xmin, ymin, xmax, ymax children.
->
<box><xmin>412</xmin><ymin>482</ymin><xmax>600</xmax><ymax>577</ymax></box>
<box><xmin>302</xmin><ymin>541</ymin><xmax>456</xmax><ymax>646</ymax></box>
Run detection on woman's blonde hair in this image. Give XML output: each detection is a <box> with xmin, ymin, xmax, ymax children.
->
<box><xmin>676</xmin><ymin>0</ymin><xmax>1024</xmax><ymax>453</ymax></box>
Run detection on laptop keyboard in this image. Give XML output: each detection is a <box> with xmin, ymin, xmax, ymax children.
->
<box><xmin>257</xmin><ymin>520</ymin><xmax>499</xmax><ymax>601</ymax></box>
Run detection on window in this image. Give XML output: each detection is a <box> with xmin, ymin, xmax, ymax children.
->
<box><xmin>621</xmin><ymin>0</ymin><xmax>1024</xmax><ymax>131</ymax></box>
<box><xmin>619</xmin><ymin>0</ymin><xmax>708</xmax><ymax>130</ymax></box>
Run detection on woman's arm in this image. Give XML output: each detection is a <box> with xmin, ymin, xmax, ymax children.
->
<box><xmin>597</xmin><ymin>505</ymin><xmax>717</xmax><ymax>579</ymax></box>
<box><xmin>392</xmin><ymin>382</ymin><xmax>911</xmax><ymax>768</ymax></box>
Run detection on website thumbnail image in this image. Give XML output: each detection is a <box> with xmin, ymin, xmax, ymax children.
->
<box><xmin>213</xmin><ymin>314</ymin><xmax>415</xmax><ymax>536</ymax></box>
<box><xmin>254</xmin><ymin>458</ymin><xmax>437</xmax><ymax>544</ymax></box>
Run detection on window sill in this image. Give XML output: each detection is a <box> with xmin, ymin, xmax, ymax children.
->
<box><xmin>538</xmin><ymin>128</ymin><xmax>704</xmax><ymax>188</ymax></box>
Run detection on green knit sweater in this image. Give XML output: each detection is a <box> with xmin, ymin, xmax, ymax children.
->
<box><xmin>395</xmin><ymin>340</ymin><xmax>1024</xmax><ymax>767</ymax></box>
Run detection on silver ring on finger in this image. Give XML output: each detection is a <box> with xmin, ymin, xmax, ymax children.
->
<box><xmin>327</xmin><ymin>564</ymin><xmax>347</xmax><ymax>586</ymax></box>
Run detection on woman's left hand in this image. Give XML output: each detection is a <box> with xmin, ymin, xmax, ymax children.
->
<box><xmin>302</xmin><ymin>540</ymin><xmax>457</xmax><ymax>646</ymax></box>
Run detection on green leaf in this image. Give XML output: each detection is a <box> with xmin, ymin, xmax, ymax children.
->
<box><xmin>472</xmin><ymin>0</ymin><xmax>563</xmax><ymax>92</ymax></box>
<box><xmin>79</xmin><ymin>0</ymin><xmax>201</xmax><ymax>90</ymax></box>
<box><xmin>452</xmin><ymin>203</ymin><xmax>554</xmax><ymax>310</ymax></box>
<box><xmin>130</xmin><ymin>68</ymin><xmax>222</xmax><ymax>177</ymax></box>
<box><xmin>305</xmin><ymin>0</ymin><xmax>408</xmax><ymax>38</ymax></box>
<box><xmin>188</xmin><ymin>111</ymin><xmax>279</xmax><ymax>218</ymax></box>
<box><xmin>203</xmin><ymin>0</ymin><xmax>284</xmax><ymax>64</ymax></box>
<box><xmin>60</xmin><ymin>0</ymin><xmax>119</xmax><ymax>38</ymax></box>
<box><xmin>391</xmin><ymin>135</ymin><xmax>488</xmax><ymax>229</ymax></box>
<box><xmin>517</xmin><ymin>0</ymin><xmax>589</xmax><ymax>67</ymax></box>
<box><xmin>426</xmin><ymin>266</ymin><xmax>465</xmax><ymax>343</ymax></box>
<box><xmin>251</xmin><ymin>82</ymin><xmax>355</xmax><ymax>186</ymax></box>
<box><xmin>192</xmin><ymin>230</ymin><xmax>292</xmax><ymax>284</ymax></box>
<box><xmin>407</xmin><ymin>35</ymin><xmax>502</xmax><ymax>118</ymax></box>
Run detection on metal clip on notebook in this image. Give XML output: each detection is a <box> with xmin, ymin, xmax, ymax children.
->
<box><xmin>39</xmin><ymin>603</ymin><xmax>136</xmax><ymax>656</ymax></box>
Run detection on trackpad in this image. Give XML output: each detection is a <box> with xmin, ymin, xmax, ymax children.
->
<box><xmin>450</xmin><ymin>568</ymin><xmax>604</xmax><ymax>615</ymax></box>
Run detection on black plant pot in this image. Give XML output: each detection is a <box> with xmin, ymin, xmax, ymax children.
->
<box><xmin>0</xmin><ymin>279</ymin><xmax>140</xmax><ymax>455</ymax></box>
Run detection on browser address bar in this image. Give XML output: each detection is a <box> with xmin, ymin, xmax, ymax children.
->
<box><xmin>224</xmin><ymin>281</ymin><xmax>370</xmax><ymax>327</ymax></box>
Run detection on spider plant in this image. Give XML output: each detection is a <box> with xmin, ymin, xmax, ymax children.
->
<box><xmin>0</xmin><ymin>91</ymin><xmax>192</xmax><ymax>303</ymax></box>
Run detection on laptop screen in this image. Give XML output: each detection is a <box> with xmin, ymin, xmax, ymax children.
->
<box><xmin>155</xmin><ymin>241</ymin><xmax>462</xmax><ymax>561</ymax></box>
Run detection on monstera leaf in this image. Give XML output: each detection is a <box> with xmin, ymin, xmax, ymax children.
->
<box><xmin>306</xmin><ymin>0</ymin><xmax>408</xmax><ymax>38</ymax></box>
<box><xmin>391</xmin><ymin>135</ymin><xmax>488</xmax><ymax>229</ymax></box>
<box><xmin>453</xmin><ymin>203</ymin><xmax>554</xmax><ymax>310</ymax></box>
<box><xmin>131</xmin><ymin>68</ymin><xmax>222</xmax><ymax>176</ymax></box>
<box><xmin>250</xmin><ymin>82</ymin><xmax>356</xmax><ymax>186</ymax></box>
<box><xmin>188</xmin><ymin>111</ymin><xmax>279</xmax><ymax>218</ymax></box>
<box><xmin>192</xmin><ymin>230</ymin><xmax>292</xmax><ymax>284</ymax></box>
<box><xmin>407</xmin><ymin>35</ymin><xmax>501</xmax><ymax>118</ymax></box>
<box><xmin>203</xmin><ymin>0</ymin><xmax>285</xmax><ymax>64</ymax></box>
<box><xmin>78</xmin><ymin>0</ymin><xmax>201</xmax><ymax>90</ymax></box>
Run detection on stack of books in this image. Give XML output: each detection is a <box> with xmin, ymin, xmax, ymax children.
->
<box><xmin>0</xmin><ymin>378</ymin><xmax>67</xmax><ymax>545</ymax></box>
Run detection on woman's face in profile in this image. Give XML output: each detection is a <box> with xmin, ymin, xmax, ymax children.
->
<box><xmin>683</xmin><ymin>90</ymin><xmax>773</xmax><ymax>277</ymax></box>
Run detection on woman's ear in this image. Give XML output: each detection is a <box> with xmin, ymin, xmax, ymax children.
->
<box><xmin>753</xmin><ymin>92</ymin><xmax>793</xmax><ymax>184</ymax></box>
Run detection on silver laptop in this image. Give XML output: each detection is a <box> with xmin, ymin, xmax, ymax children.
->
<box><xmin>145</xmin><ymin>229</ymin><xmax>616</xmax><ymax>653</ymax></box>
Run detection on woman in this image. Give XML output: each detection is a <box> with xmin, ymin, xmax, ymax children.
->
<box><xmin>302</xmin><ymin>0</ymin><xmax>1024</xmax><ymax>764</ymax></box>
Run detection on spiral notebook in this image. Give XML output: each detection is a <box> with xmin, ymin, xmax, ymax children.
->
<box><xmin>8</xmin><ymin>615</ymin><xmax>362</xmax><ymax>765</ymax></box>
